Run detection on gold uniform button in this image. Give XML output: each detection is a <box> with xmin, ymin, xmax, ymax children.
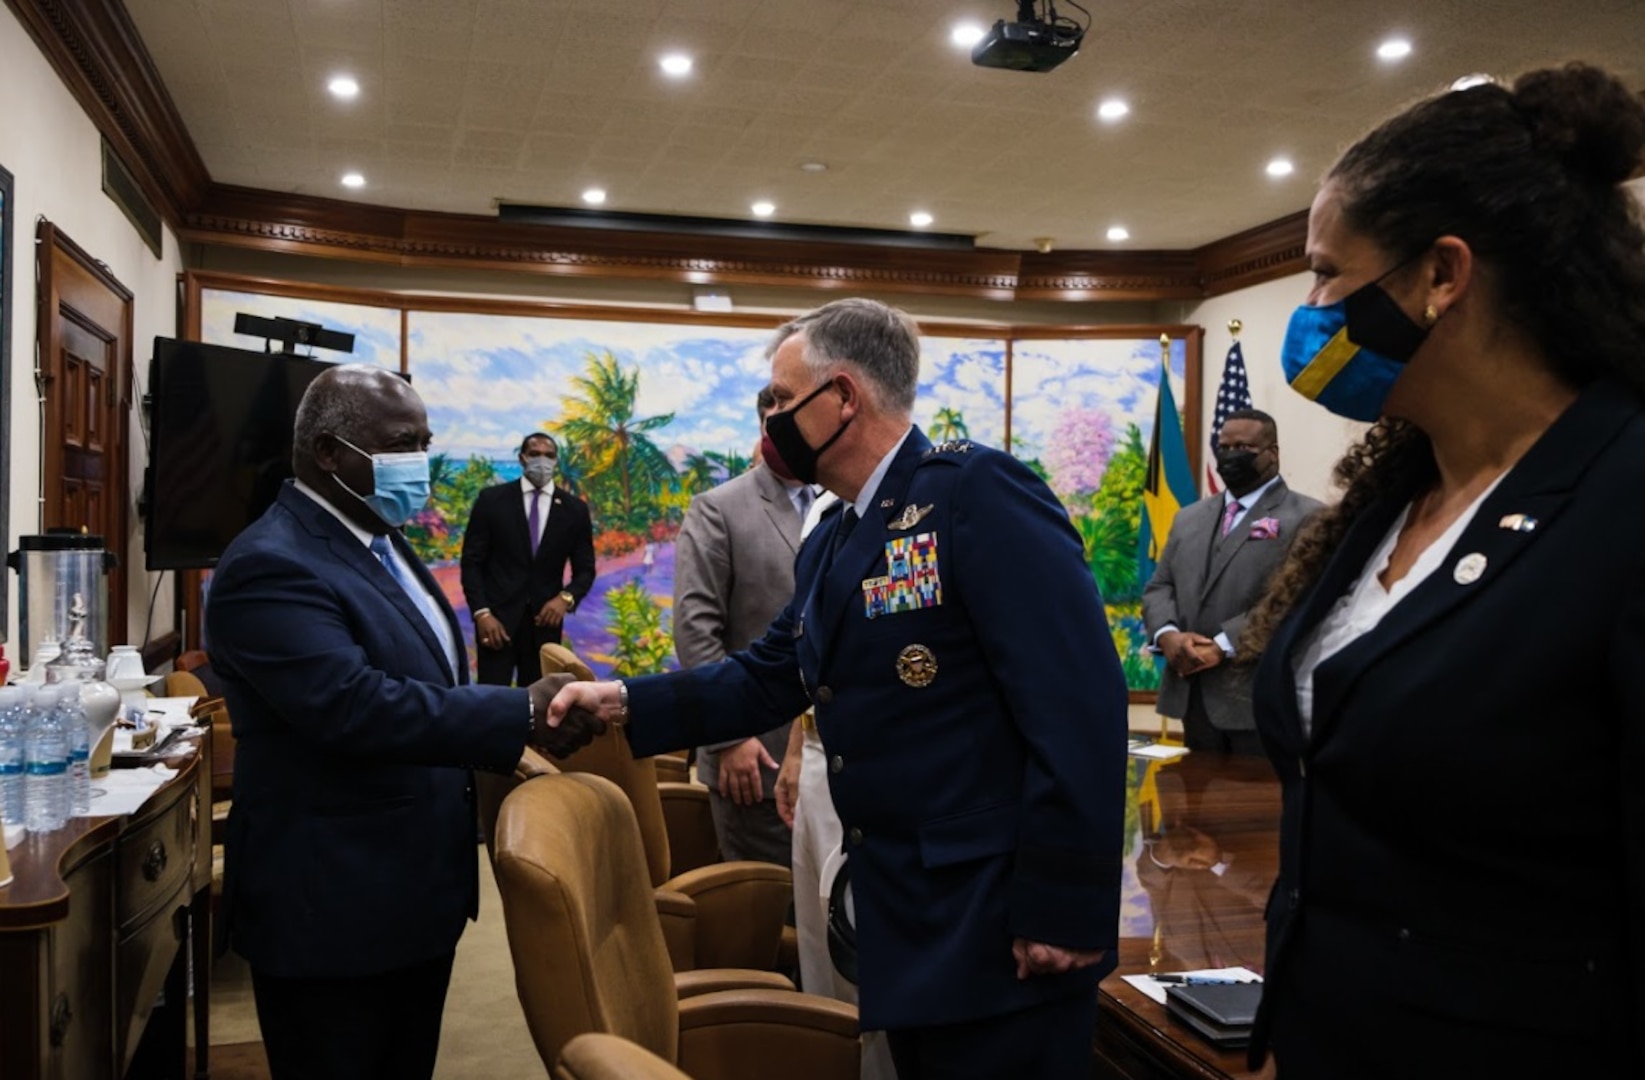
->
<box><xmin>830</xmin><ymin>754</ymin><xmax>844</xmax><ymax>774</ymax></box>
<box><xmin>816</xmin><ymin>686</ymin><xmax>834</xmax><ymax>705</ymax></box>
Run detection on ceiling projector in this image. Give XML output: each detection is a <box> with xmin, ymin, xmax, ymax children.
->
<box><xmin>971</xmin><ymin>1</ymin><xmax>1086</xmax><ymax>73</ymax></box>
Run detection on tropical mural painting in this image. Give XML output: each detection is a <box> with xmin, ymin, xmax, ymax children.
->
<box><xmin>1010</xmin><ymin>336</ymin><xmax>1193</xmax><ymax>692</ymax></box>
<box><xmin>403</xmin><ymin>311</ymin><xmax>1007</xmax><ymax>679</ymax></box>
<box><xmin>199</xmin><ymin>288</ymin><xmax>402</xmax><ymax>368</ymax></box>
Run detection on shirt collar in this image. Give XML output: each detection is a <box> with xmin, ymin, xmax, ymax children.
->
<box><xmin>294</xmin><ymin>477</ymin><xmax>377</xmax><ymax>548</ymax></box>
<box><xmin>520</xmin><ymin>476</ymin><xmax>555</xmax><ymax>498</ymax></box>
<box><xmin>851</xmin><ymin>426</ymin><xmax>913</xmax><ymax>519</ymax></box>
<box><xmin>1225</xmin><ymin>473</ymin><xmax>1281</xmax><ymax>511</ymax></box>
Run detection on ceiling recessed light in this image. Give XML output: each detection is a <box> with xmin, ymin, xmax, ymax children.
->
<box><xmin>1266</xmin><ymin>157</ymin><xmax>1295</xmax><ymax>178</ymax></box>
<box><xmin>909</xmin><ymin>211</ymin><xmax>934</xmax><ymax>228</ymax></box>
<box><xmin>1106</xmin><ymin>226</ymin><xmax>1129</xmax><ymax>242</ymax></box>
<box><xmin>1097</xmin><ymin>98</ymin><xmax>1129</xmax><ymax>121</ymax></box>
<box><xmin>582</xmin><ymin>187</ymin><xmax>607</xmax><ymax>205</ymax></box>
<box><xmin>1451</xmin><ymin>73</ymin><xmax>1494</xmax><ymax>90</ymax></box>
<box><xmin>328</xmin><ymin>75</ymin><xmax>359</xmax><ymax>100</ymax></box>
<box><xmin>659</xmin><ymin>53</ymin><xmax>693</xmax><ymax>77</ymax></box>
<box><xmin>341</xmin><ymin>172</ymin><xmax>365</xmax><ymax>189</ymax></box>
<box><xmin>1377</xmin><ymin>38</ymin><xmax>1412</xmax><ymax>62</ymax></box>
<box><xmin>951</xmin><ymin>22</ymin><xmax>986</xmax><ymax>48</ymax></box>
<box><xmin>751</xmin><ymin>200</ymin><xmax>776</xmax><ymax>218</ymax></box>
<box><xmin>798</xmin><ymin>161</ymin><xmax>829</xmax><ymax>173</ymax></box>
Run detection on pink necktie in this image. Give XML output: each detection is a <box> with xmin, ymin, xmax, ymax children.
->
<box><xmin>1220</xmin><ymin>500</ymin><xmax>1240</xmax><ymax>538</ymax></box>
<box><xmin>528</xmin><ymin>488</ymin><xmax>542</xmax><ymax>551</ymax></box>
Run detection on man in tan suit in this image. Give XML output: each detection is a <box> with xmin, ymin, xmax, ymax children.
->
<box><xmin>673</xmin><ymin>387</ymin><xmax>813</xmax><ymax>866</ymax></box>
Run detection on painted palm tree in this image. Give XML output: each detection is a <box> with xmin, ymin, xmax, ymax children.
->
<box><xmin>681</xmin><ymin>452</ymin><xmax>720</xmax><ymax>494</ymax></box>
<box><xmin>930</xmin><ymin>406</ymin><xmax>970</xmax><ymax>442</ymax></box>
<box><xmin>552</xmin><ymin>351</ymin><xmax>676</xmax><ymax>528</ymax></box>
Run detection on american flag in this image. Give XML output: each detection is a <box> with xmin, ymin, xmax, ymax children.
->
<box><xmin>1207</xmin><ymin>340</ymin><xmax>1253</xmax><ymax>493</ymax></box>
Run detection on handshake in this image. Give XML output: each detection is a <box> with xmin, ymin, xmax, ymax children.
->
<box><xmin>524</xmin><ymin>673</ymin><xmax>615</xmax><ymax>759</ymax></box>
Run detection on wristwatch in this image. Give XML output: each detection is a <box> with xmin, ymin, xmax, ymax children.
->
<box><xmin>559</xmin><ymin>590</ymin><xmax>576</xmax><ymax>612</ymax></box>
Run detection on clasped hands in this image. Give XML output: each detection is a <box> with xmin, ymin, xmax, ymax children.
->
<box><xmin>526</xmin><ymin>673</ymin><xmax>609</xmax><ymax>758</ymax></box>
<box><xmin>1157</xmin><ymin>629</ymin><xmax>1226</xmax><ymax>678</ymax></box>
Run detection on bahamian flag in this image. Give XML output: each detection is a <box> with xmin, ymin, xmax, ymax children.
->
<box><xmin>1137</xmin><ymin>349</ymin><xmax>1198</xmax><ymax>587</ymax></box>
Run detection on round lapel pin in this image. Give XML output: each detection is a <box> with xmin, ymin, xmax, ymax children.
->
<box><xmin>1453</xmin><ymin>552</ymin><xmax>1487</xmax><ymax>585</ymax></box>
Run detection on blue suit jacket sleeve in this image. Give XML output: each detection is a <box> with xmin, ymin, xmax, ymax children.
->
<box><xmin>952</xmin><ymin>450</ymin><xmax>1130</xmax><ymax>950</ymax></box>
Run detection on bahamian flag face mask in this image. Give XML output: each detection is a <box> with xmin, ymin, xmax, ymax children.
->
<box><xmin>1281</xmin><ymin>271</ymin><xmax>1431</xmax><ymax>422</ymax></box>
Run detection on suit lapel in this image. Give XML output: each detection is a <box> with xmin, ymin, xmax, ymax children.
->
<box><xmin>755</xmin><ymin>466</ymin><xmax>802</xmax><ymax>554</ymax></box>
<box><xmin>282</xmin><ymin>486</ymin><xmax>456</xmax><ymax>684</ymax></box>
<box><xmin>810</xmin><ymin>428</ymin><xmax>931</xmax><ymax>669</ymax></box>
<box><xmin>1203</xmin><ymin>480</ymin><xmax>1290</xmax><ymax>596</ymax></box>
<box><xmin>1305</xmin><ymin>381</ymin><xmax>1638</xmax><ymax>744</ymax></box>
<box><xmin>534</xmin><ymin>488</ymin><xmax>570</xmax><ymax>564</ymax></box>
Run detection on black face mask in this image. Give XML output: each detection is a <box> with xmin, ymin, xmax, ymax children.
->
<box><xmin>1214</xmin><ymin>449</ymin><xmax>1264</xmax><ymax>493</ymax></box>
<box><xmin>762</xmin><ymin>378</ymin><xmax>851</xmax><ymax>485</ymax></box>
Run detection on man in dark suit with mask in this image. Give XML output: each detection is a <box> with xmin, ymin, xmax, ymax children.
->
<box><xmin>546</xmin><ymin>298</ymin><xmax>1129</xmax><ymax>1080</ymax></box>
<box><xmin>1142</xmin><ymin>409</ymin><xmax>1321</xmax><ymax>754</ymax></box>
<box><xmin>206</xmin><ymin>365</ymin><xmax>600</xmax><ymax>1079</ymax></box>
<box><xmin>462</xmin><ymin>433</ymin><xmax>597</xmax><ymax>685</ymax></box>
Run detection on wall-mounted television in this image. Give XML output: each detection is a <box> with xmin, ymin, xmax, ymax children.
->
<box><xmin>143</xmin><ymin>337</ymin><xmax>335</xmax><ymax>570</ymax></box>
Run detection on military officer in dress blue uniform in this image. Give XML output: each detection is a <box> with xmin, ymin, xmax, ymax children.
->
<box><xmin>549</xmin><ymin>298</ymin><xmax>1129</xmax><ymax>1080</ymax></box>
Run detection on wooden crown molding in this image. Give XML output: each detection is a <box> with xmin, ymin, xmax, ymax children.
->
<box><xmin>6</xmin><ymin>0</ymin><xmax>210</xmax><ymax>225</ymax></box>
<box><xmin>11</xmin><ymin>0</ymin><xmax>1307</xmax><ymax>301</ymax></box>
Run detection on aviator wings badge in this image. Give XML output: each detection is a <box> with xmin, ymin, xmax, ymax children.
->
<box><xmin>890</xmin><ymin>503</ymin><xmax>935</xmax><ymax>531</ymax></box>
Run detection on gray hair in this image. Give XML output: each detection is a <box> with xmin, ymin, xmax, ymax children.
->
<box><xmin>767</xmin><ymin>298</ymin><xmax>921</xmax><ymax>415</ymax></box>
<box><xmin>292</xmin><ymin>363</ymin><xmax>399</xmax><ymax>469</ymax></box>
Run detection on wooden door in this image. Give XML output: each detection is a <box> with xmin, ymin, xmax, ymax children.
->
<box><xmin>37</xmin><ymin>222</ymin><xmax>134</xmax><ymax>643</ymax></box>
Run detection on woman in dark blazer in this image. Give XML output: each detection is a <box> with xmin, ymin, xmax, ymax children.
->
<box><xmin>1240</xmin><ymin>65</ymin><xmax>1645</xmax><ymax>1078</ymax></box>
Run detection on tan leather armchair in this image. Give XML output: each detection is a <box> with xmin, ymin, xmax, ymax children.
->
<box><xmin>477</xmin><ymin>746</ymin><xmax>559</xmax><ymax>864</ymax></box>
<box><xmin>555</xmin><ymin>1034</ymin><xmax>694</xmax><ymax>1080</ymax></box>
<box><xmin>540</xmin><ymin>644</ymin><xmax>793</xmax><ymax>972</ymax></box>
<box><xmin>496</xmin><ymin>772</ymin><xmax>860</xmax><ymax>1080</ymax></box>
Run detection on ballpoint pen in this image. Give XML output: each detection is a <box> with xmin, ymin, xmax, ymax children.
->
<box><xmin>1153</xmin><ymin>975</ymin><xmax>1256</xmax><ymax>984</ymax></box>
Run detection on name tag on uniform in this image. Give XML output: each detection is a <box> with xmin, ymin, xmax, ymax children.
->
<box><xmin>862</xmin><ymin>532</ymin><xmax>942</xmax><ymax>619</ymax></box>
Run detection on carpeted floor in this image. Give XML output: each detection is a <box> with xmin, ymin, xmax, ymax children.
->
<box><xmin>199</xmin><ymin>846</ymin><xmax>544</xmax><ymax>1078</ymax></box>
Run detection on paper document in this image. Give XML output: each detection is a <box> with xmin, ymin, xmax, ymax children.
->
<box><xmin>1121</xmin><ymin>966</ymin><xmax>1263</xmax><ymax>1005</ymax></box>
<box><xmin>1129</xmin><ymin>743</ymin><xmax>1191</xmax><ymax>761</ymax></box>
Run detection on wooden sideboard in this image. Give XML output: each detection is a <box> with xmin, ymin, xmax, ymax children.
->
<box><xmin>0</xmin><ymin>735</ymin><xmax>212</xmax><ymax>1080</ymax></box>
<box><xmin>1093</xmin><ymin>751</ymin><xmax>1280</xmax><ymax>1080</ymax></box>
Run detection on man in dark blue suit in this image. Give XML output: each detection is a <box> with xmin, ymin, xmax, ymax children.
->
<box><xmin>206</xmin><ymin>365</ymin><xmax>600</xmax><ymax>1080</ymax></box>
<box><xmin>549</xmin><ymin>299</ymin><xmax>1129</xmax><ymax>1079</ymax></box>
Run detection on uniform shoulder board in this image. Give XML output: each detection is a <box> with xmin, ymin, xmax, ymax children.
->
<box><xmin>923</xmin><ymin>439</ymin><xmax>975</xmax><ymax>456</ymax></box>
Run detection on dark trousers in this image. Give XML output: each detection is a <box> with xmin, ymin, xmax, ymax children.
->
<box><xmin>251</xmin><ymin>952</ymin><xmax>455</xmax><ymax>1080</ymax></box>
<box><xmin>886</xmin><ymin>989</ymin><xmax>1096</xmax><ymax>1080</ymax></box>
<box><xmin>707</xmin><ymin>789</ymin><xmax>793</xmax><ymax>868</ymax></box>
<box><xmin>476</xmin><ymin>610</ymin><xmax>562</xmax><ymax>686</ymax></box>
<box><xmin>1183</xmin><ymin>683</ymin><xmax>1265</xmax><ymax>756</ymax></box>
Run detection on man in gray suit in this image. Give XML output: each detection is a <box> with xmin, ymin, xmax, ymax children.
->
<box><xmin>673</xmin><ymin>386</ymin><xmax>813</xmax><ymax>865</ymax></box>
<box><xmin>1143</xmin><ymin>409</ymin><xmax>1321</xmax><ymax>755</ymax></box>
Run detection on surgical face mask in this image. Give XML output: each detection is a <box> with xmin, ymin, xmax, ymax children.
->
<box><xmin>1281</xmin><ymin>270</ymin><xmax>1432</xmax><ymax>422</ymax></box>
<box><xmin>1214</xmin><ymin>448</ymin><xmax>1264</xmax><ymax>492</ymax></box>
<box><xmin>522</xmin><ymin>456</ymin><xmax>556</xmax><ymax>488</ymax></box>
<box><xmin>762</xmin><ymin>378</ymin><xmax>851</xmax><ymax>485</ymax></box>
<box><xmin>333</xmin><ymin>436</ymin><xmax>431</xmax><ymax>528</ymax></box>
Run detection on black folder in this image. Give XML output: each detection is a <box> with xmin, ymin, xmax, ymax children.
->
<box><xmin>1163</xmin><ymin>982</ymin><xmax>1262</xmax><ymax>1049</ymax></box>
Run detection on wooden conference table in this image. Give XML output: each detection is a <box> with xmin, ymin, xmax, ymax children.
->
<box><xmin>1093</xmin><ymin>750</ymin><xmax>1280</xmax><ymax>1080</ymax></box>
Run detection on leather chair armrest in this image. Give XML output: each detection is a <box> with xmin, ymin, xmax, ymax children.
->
<box><xmin>674</xmin><ymin>968</ymin><xmax>794</xmax><ymax>999</ymax></box>
<box><xmin>664</xmin><ymin>862</ymin><xmax>793</xmax><ymax>971</ymax></box>
<box><xmin>555</xmin><ymin>1033</ymin><xmax>694</xmax><ymax>1080</ymax></box>
<box><xmin>654</xmin><ymin>888</ymin><xmax>697</xmax><ymax>972</ymax></box>
<box><xmin>676</xmin><ymin>990</ymin><xmax>860</xmax><ymax>1079</ymax></box>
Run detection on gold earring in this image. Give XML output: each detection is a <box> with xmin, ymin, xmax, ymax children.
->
<box><xmin>1423</xmin><ymin>305</ymin><xmax>1439</xmax><ymax>325</ymax></box>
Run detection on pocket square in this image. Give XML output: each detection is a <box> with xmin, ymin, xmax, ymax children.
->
<box><xmin>1248</xmin><ymin>517</ymin><xmax>1281</xmax><ymax>540</ymax></box>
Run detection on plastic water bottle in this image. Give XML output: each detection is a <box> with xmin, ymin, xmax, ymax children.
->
<box><xmin>0</xmin><ymin>687</ymin><xmax>25</xmax><ymax>826</ymax></box>
<box><xmin>61</xmin><ymin>686</ymin><xmax>91</xmax><ymax>817</ymax></box>
<box><xmin>24</xmin><ymin>687</ymin><xmax>69</xmax><ymax>833</ymax></box>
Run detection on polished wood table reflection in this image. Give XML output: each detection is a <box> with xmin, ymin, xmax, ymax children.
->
<box><xmin>1094</xmin><ymin>750</ymin><xmax>1280</xmax><ymax>1080</ymax></box>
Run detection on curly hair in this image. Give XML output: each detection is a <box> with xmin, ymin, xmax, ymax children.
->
<box><xmin>1240</xmin><ymin>63</ymin><xmax>1645</xmax><ymax>660</ymax></box>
